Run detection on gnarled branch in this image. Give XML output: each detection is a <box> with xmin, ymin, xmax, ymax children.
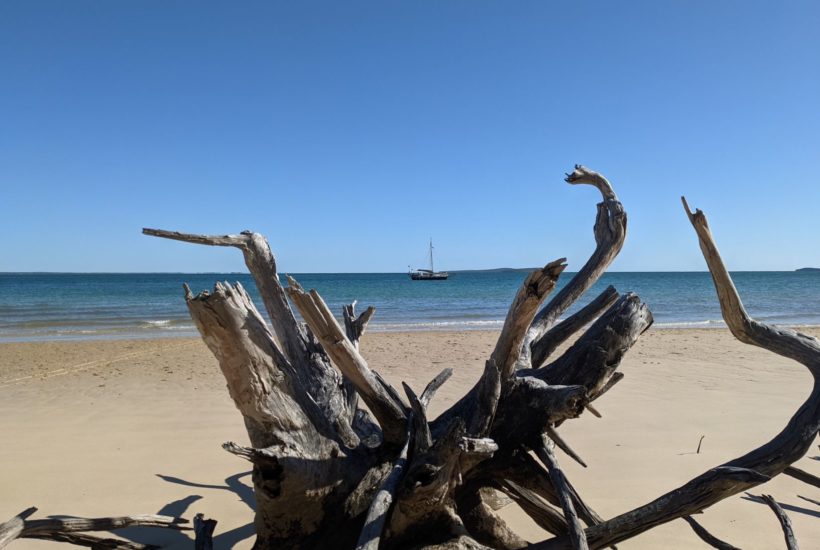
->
<box><xmin>526</xmin><ymin>166</ymin><xmax>628</xmax><ymax>368</ymax></box>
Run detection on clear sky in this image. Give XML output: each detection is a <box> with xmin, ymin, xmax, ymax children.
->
<box><xmin>1</xmin><ymin>1</ymin><xmax>818</xmax><ymax>273</ymax></box>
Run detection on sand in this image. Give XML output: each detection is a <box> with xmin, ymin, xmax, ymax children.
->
<box><xmin>1</xmin><ymin>329</ymin><xmax>818</xmax><ymax>549</ymax></box>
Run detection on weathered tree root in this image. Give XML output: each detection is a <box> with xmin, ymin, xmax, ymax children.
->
<box><xmin>2</xmin><ymin>164</ymin><xmax>796</xmax><ymax>550</ymax></box>
<box><xmin>8</xmin><ymin>165</ymin><xmax>815</xmax><ymax>549</ymax></box>
<box><xmin>136</xmin><ymin>165</ymin><xmax>652</xmax><ymax>549</ymax></box>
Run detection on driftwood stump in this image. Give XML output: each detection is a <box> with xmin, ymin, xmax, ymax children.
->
<box><xmin>139</xmin><ymin>165</ymin><xmax>820</xmax><ymax>549</ymax></box>
<box><xmin>6</xmin><ymin>165</ymin><xmax>816</xmax><ymax>550</ymax></box>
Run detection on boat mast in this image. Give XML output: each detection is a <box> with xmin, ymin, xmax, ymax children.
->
<box><xmin>429</xmin><ymin>238</ymin><xmax>434</xmax><ymax>272</ymax></box>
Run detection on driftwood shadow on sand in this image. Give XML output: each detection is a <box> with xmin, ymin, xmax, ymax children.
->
<box><xmin>81</xmin><ymin>471</ymin><xmax>256</xmax><ymax>548</ymax></box>
<box><xmin>741</xmin><ymin>493</ymin><xmax>820</xmax><ymax>520</ymax></box>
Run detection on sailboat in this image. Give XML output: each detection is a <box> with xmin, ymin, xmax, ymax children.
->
<box><xmin>409</xmin><ymin>239</ymin><xmax>449</xmax><ymax>280</ymax></box>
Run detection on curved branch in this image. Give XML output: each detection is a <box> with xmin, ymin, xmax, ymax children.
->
<box><xmin>526</xmin><ymin>166</ymin><xmax>628</xmax><ymax>368</ymax></box>
<box><xmin>681</xmin><ymin>198</ymin><xmax>820</xmax><ymax>370</ymax></box>
<box><xmin>532</xmin><ymin>201</ymin><xmax>820</xmax><ymax>549</ymax></box>
<box><xmin>682</xmin><ymin>516</ymin><xmax>740</xmax><ymax>550</ymax></box>
<box><xmin>760</xmin><ymin>495</ymin><xmax>799</xmax><ymax>550</ymax></box>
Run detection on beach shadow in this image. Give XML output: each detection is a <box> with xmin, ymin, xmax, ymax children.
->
<box><xmin>741</xmin><ymin>493</ymin><xmax>820</xmax><ymax>519</ymax></box>
<box><xmin>155</xmin><ymin>471</ymin><xmax>256</xmax><ymax>548</ymax></box>
<box><xmin>115</xmin><ymin>495</ymin><xmax>204</xmax><ymax>546</ymax></box>
<box><xmin>156</xmin><ymin>471</ymin><xmax>255</xmax><ymax>511</ymax></box>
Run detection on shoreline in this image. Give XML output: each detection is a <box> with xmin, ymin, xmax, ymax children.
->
<box><xmin>4</xmin><ymin>321</ymin><xmax>820</xmax><ymax>345</ymax></box>
<box><xmin>2</xmin><ymin>329</ymin><xmax>819</xmax><ymax>548</ymax></box>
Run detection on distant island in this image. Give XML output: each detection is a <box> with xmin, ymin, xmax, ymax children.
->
<box><xmin>797</xmin><ymin>267</ymin><xmax>820</xmax><ymax>272</ymax></box>
<box><xmin>450</xmin><ymin>267</ymin><xmax>537</xmax><ymax>273</ymax></box>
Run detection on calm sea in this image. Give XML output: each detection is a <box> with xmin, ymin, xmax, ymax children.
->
<box><xmin>1</xmin><ymin>271</ymin><xmax>819</xmax><ymax>342</ymax></box>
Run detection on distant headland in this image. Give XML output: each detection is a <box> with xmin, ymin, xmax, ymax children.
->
<box><xmin>797</xmin><ymin>267</ymin><xmax>820</xmax><ymax>272</ymax></box>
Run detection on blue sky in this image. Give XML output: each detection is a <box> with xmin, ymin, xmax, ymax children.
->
<box><xmin>1</xmin><ymin>1</ymin><xmax>818</xmax><ymax>273</ymax></box>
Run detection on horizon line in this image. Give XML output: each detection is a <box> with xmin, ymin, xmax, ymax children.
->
<box><xmin>1</xmin><ymin>268</ymin><xmax>816</xmax><ymax>275</ymax></box>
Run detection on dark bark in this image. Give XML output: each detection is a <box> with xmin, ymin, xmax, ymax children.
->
<box><xmin>760</xmin><ymin>495</ymin><xmax>800</xmax><ymax>550</ymax></box>
<box><xmin>682</xmin><ymin>516</ymin><xmax>741</xmax><ymax>550</ymax></box>
<box><xmin>783</xmin><ymin>466</ymin><xmax>820</xmax><ymax>489</ymax></box>
<box><xmin>534</xmin><ymin>437</ymin><xmax>589</xmax><ymax>550</ymax></box>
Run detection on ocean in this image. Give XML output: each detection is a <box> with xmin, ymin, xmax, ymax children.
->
<box><xmin>1</xmin><ymin>271</ymin><xmax>819</xmax><ymax>343</ymax></box>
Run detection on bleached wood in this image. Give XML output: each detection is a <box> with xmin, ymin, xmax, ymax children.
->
<box><xmin>493</xmin><ymin>259</ymin><xmax>567</xmax><ymax>380</ymax></box>
<box><xmin>0</xmin><ymin>508</ymin><xmax>36</xmax><ymax>549</ymax></box>
<box><xmin>286</xmin><ymin>276</ymin><xmax>407</xmax><ymax>445</ymax></box>
<box><xmin>8</xmin><ymin>512</ymin><xmax>187</xmax><ymax>550</ymax></box>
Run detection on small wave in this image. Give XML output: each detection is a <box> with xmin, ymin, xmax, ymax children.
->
<box><xmin>142</xmin><ymin>319</ymin><xmax>172</xmax><ymax>327</ymax></box>
<box><xmin>139</xmin><ymin>319</ymin><xmax>194</xmax><ymax>331</ymax></box>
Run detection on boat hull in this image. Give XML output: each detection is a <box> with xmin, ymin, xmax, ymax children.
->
<box><xmin>409</xmin><ymin>271</ymin><xmax>449</xmax><ymax>280</ymax></box>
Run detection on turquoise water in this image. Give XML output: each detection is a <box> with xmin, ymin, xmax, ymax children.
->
<box><xmin>1</xmin><ymin>271</ymin><xmax>820</xmax><ymax>342</ymax></box>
